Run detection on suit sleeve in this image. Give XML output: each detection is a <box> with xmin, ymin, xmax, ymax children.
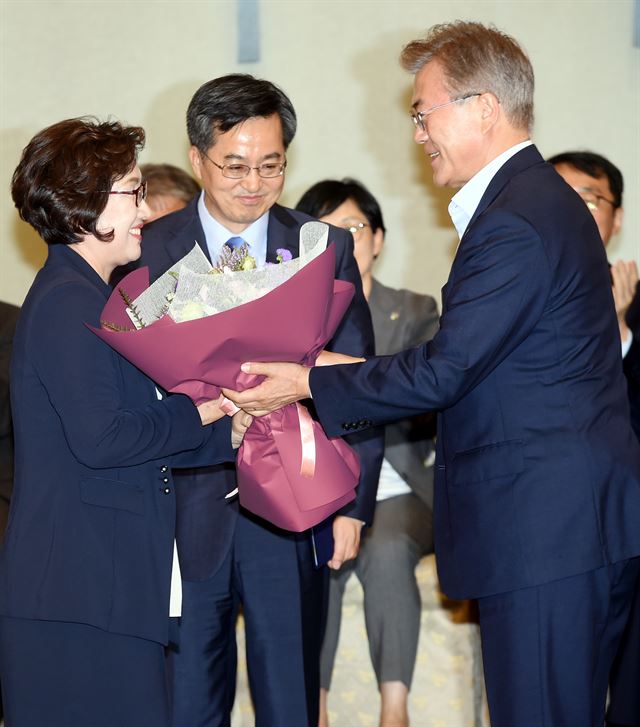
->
<box><xmin>311</xmin><ymin>211</ymin><xmax>551</xmax><ymax>437</ymax></box>
<box><xmin>326</xmin><ymin>227</ymin><xmax>384</xmax><ymax>524</ymax></box>
<box><xmin>30</xmin><ymin>281</ymin><xmax>232</xmax><ymax>469</ymax></box>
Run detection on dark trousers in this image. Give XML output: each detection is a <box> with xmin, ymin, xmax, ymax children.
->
<box><xmin>0</xmin><ymin>616</ymin><xmax>169</xmax><ymax>727</ymax></box>
<box><xmin>478</xmin><ymin>557</ymin><xmax>640</xmax><ymax>727</ymax></box>
<box><xmin>607</xmin><ymin>572</ymin><xmax>640</xmax><ymax>726</ymax></box>
<box><xmin>169</xmin><ymin>511</ymin><xmax>324</xmax><ymax>727</ymax></box>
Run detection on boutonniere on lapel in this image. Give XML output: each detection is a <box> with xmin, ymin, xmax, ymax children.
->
<box><xmin>274</xmin><ymin>248</ymin><xmax>293</xmax><ymax>264</ymax></box>
<box><xmin>89</xmin><ymin>222</ymin><xmax>361</xmax><ymax>533</ymax></box>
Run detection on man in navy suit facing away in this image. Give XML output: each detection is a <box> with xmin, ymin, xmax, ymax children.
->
<box><xmin>226</xmin><ymin>22</ymin><xmax>640</xmax><ymax>727</ymax></box>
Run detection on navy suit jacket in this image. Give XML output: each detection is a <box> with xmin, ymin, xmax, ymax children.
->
<box><xmin>0</xmin><ymin>301</ymin><xmax>19</xmax><ymax>531</ymax></box>
<box><xmin>138</xmin><ymin>200</ymin><xmax>382</xmax><ymax>580</ymax></box>
<box><xmin>0</xmin><ymin>245</ymin><xmax>234</xmax><ymax>644</ymax></box>
<box><xmin>311</xmin><ymin>145</ymin><xmax>640</xmax><ymax>600</ymax></box>
<box><xmin>623</xmin><ymin>288</ymin><xmax>640</xmax><ymax>441</ymax></box>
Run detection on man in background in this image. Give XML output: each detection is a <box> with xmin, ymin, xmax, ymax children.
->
<box><xmin>140</xmin><ymin>163</ymin><xmax>200</xmax><ymax>223</ymax></box>
<box><xmin>136</xmin><ymin>74</ymin><xmax>382</xmax><ymax>727</ymax></box>
<box><xmin>550</xmin><ymin>151</ymin><xmax>640</xmax><ymax>727</ymax></box>
<box><xmin>549</xmin><ymin>152</ymin><xmax>638</xmax><ymax>370</ymax></box>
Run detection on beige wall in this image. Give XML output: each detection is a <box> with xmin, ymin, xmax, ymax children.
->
<box><xmin>1</xmin><ymin>0</ymin><xmax>638</xmax><ymax>306</ymax></box>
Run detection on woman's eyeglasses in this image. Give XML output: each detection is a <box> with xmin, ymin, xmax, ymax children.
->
<box><xmin>107</xmin><ymin>180</ymin><xmax>148</xmax><ymax>207</ymax></box>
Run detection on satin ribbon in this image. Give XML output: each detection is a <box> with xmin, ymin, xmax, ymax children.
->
<box><xmin>222</xmin><ymin>397</ymin><xmax>316</xmax><ymax>479</ymax></box>
<box><xmin>296</xmin><ymin>402</ymin><xmax>316</xmax><ymax>478</ymax></box>
<box><xmin>220</xmin><ymin>396</ymin><xmax>240</xmax><ymax>416</ymax></box>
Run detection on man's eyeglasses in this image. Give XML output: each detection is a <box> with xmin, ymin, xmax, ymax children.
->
<box><xmin>203</xmin><ymin>152</ymin><xmax>287</xmax><ymax>179</ymax></box>
<box><xmin>342</xmin><ymin>222</ymin><xmax>369</xmax><ymax>236</ymax></box>
<box><xmin>107</xmin><ymin>180</ymin><xmax>147</xmax><ymax>207</ymax></box>
<box><xmin>574</xmin><ymin>189</ymin><xmax>616</xmax><ymax>213</ymax></box>
<box><xmin>411</xmin><ymin>93</ymin><xmax>482</xmax><ymax>132</ymax></box>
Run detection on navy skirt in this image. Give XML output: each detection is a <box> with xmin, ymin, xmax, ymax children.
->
<box><xmin>0</xmin><ymin>616</ymin><xmax>169</xmax><ymax>726</ymax></box>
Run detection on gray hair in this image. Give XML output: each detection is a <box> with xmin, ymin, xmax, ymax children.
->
<box><xmin>401</xmin><ymin>21</ymin><xmax>534</xmax><ymax>131</ymax></box>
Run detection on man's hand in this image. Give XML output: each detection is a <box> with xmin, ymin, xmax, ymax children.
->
<box><xmin>328</xmin><ymin>515</ymin><xmax>364</xmax><ymax>570</ymax></box>
<box><xmin>612</xmin><ymin>260</ymin><xmax>639</xmax><ymax>346</ymax></box>
<box><xmin>231</xmin><ymin>410</ymin><xmax>253</xmax><ymax>449</ymax></box>
<box><xmin>222</xmin><ymin>362</ymin><xmax>312</xmax><ymax>416</ymax></box>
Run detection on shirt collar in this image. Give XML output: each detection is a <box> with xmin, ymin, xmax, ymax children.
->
<box><xmin>448</xmin><ymin>140</ymin><xmax>533</xmax><ymax>240</ymax></box>
<box><xmin>197</xmin><ymin>191</ymin><xmax>269</xmax><ymax>266</ymax></box>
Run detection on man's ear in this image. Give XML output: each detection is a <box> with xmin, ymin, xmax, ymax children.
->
<box><xmin>478</xmin><ymin>92</ymin><xmax>500</xmax><ymax>133</ymax></box>
<box><xmin>612</xmin><ymin>205</ymin><xmax>624</xmax><ymax>237</ymax></box>
<box><xmin>189</xmin><ymin>146</ymin><xmax>203</xmax><ymax>181</ymax></box>
<box><xmin>373</xmin><ymin>228</ymin><xmax>385</xmax><ymax>258</ymax></box>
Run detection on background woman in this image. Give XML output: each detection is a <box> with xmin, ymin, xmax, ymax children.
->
<box><xmin>0</xmin><ymin>117</ymin><xmax>249</xmax><ymax>727</ymax></box>
<box><xmin>297</xmin><ymin>178</ymin><xmax>438</xmax><ymax>727</ymax></box>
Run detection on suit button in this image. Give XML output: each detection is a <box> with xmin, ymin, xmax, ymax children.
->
<box><xmin>160</xmin><ymin>465</ymin><xmax>168</xmax><ymax>473</ymax></box>
<box><xmin>161</xmin><ymin>487</ymin><xmax>171</xmax><ymax>494</ymax></box>
<box><xmin>161</xmin><ymin>477</ymin><xmax>170</xmax><ymax>484</ymax></box>
<box><xmin>342</xmin><ymin>423</ymin><xmax>350</xmax><ymax>431</ymax></box>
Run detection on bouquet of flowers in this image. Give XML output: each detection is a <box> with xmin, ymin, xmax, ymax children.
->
<box><xmin>90</xmin><ymin>221</ymin><xmax>360</xmax><ymax>531</ymax></box>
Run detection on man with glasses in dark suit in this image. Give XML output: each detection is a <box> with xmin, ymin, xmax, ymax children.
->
<box><xmin>135</xmin><ymin>74</ymin><xmax>382</xmax><ymax>727</ymax></box>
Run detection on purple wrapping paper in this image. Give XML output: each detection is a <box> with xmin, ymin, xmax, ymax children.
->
<box><xmin>90</xmin><ymin>244</ymin><xmax>360</xmax><ymax>531</ymax></box>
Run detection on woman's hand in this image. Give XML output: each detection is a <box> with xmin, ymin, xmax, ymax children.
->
<box><xmin>315</xmin><ymin>350</ymin><xmax>366</xmax><ymax>367</ymax></box>
<box><xmin>196</xmin><ymin>395</ymin><xmax>229</xmax><ymax>426</ymax></box>
<box><xmin>231</xmin><ymin>410</ymin><xmax>253</xmax><ymax>449</ymax></box>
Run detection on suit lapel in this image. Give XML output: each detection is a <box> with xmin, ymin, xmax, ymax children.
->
<box><xmin>166</xmin><ymin>198</ymin><xmax>211</xmax><ymax>263</ymax></box>
<box><xmin>266</xmin><ymin>204</ymin><xmax>300</xmax><ymax>262</ymax></box>
<box><xmin>369</xmin><ymin>279</ymin><xmax>399</xmax><ymax>355</ymax></box>
<box><xmin>440</xmin><ymin>145</ymin><xmax>546</xmax><ymax>312</ymax></box>
<box><xmin>465</xmin><ymin>144</ymin><xmax>545</xmax><ymax>233</ymax></box>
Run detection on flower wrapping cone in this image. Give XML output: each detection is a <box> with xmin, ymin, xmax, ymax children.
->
<box><xmin>90</xmin><ymin>243</ymin><xmax>360</xmax><ymax>531</ymax></box>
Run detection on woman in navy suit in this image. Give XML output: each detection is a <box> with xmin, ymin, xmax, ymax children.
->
<box><xmin>0</xmin><ymin>117</ymin><xmax>250</xmax><ymax>726</ymax></box>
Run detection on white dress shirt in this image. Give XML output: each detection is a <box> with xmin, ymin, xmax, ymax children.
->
<box><xmin>448</xmin><ymin>140</ymin><xmax>533</xmax><ymax>240</ymax></box>
<box><xmin>197</xmin><ymin>192</ymin><xmax>269</xmax><ymax>267</ymax></box>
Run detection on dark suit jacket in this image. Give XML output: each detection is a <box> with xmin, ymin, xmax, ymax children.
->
<box><xmin>623</xmin><ymin>286</ymin><xmax>640</xmax><ymax>441</ymax></box>
<box><xmin>369</xmin><ymin>278</ymin><xmax>438</xmax><ymax>506</ymax></box>
<box><xmin>310</xmin><ymin>145</ymin><xmax>640</xmax><ymax>600</ymax></box>
<box><xmin>0</xmin><ymin>302</ymin><xmax>19</xmax><ymax>535</ymax></box>
<box><xmin>137</xmin><ymin>200</ymin><xmax>382</xmax><ymax>580</ymax></box>
<box><xmin>0</xmin><ymin>244</ymin><xmax>234</xmax><ymax>644</ymax></box>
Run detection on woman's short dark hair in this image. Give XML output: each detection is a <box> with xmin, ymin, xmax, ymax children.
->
<box><xmin>12</xmin><ymin>117</ymin><xmax>145</xmax><ymax>246</ymax></box>
<box><xmin>295</xmin><ymin>178</ymin><xmax>386</xmax><ymax>234</ymax></box>
<box><xmin>187</xmin><ymin>74</ymin><xmax>297</xmax><ymax>153</ymax></box>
